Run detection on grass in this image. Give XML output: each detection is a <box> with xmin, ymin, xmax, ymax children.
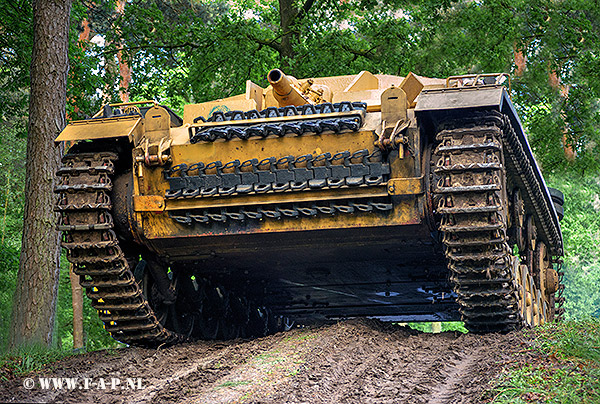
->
<box><xmin>485</xmin><ymin>318</ymin><xmax>600</xmax><ymax>403</ymax></box>
<box><xmin>216</xmin><ymin>380</ymin><xmax>252</xmax><ymax>389</ymax></box>
<box><xmin>0</xmin><ymin>344</ymin><xmax>74</xmax><ymax>380</ymax></box>
<box><xmin>406</xmin><ymin>321</ymin><xmax>469</xmax><ymax>333</ymax></box>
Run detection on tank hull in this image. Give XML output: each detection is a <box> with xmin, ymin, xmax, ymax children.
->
<box><xmin>55</xmin><ymin>71</ymin><xmax>564</xmax><ymax>346</ymax></box>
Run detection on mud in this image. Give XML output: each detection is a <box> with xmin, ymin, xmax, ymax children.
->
<box><xmin>0</xmin><ymin>319</ymin><xmax>526</xmax><ymax>404</ymax></box>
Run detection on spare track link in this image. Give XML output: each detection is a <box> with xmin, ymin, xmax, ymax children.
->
<box><xmin>189</xmin><ymin>102</ymin><xmax>366</xmax><ymax>143</ymax></box>
<box><xmin>55</xmin><ymin>151</ymin><xmax>186</xmax><ymax>346</ymax></box>
<box><xmin>164</xmin><ymin>149</ymin><xmax>390</xmax><ymax>200</ymax></box>
<box><xmin>433</xmin><ymin>118</ymin><xmax>520</xmax><ymax>333</ymax></box>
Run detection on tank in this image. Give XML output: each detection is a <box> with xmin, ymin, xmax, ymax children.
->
<box><xmin>55</xmin><ymin>69</ymin><xmax>564</xmax><ymax>346</ymax></box>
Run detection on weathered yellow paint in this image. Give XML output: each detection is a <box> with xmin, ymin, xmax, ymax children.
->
<box><xmin>245</xmin><ymin>80</ymin><xmax>264</xmax><ymax>110</ymax></box>
<box><xmin>133</xmin><ymin>195</ymin><xmax>165</xmax><ymax>212</ymax></box>
<box><xmin>344</xmin><ymin>71</ymin><xmax>379</xmax><ymax>92</ymax></box>
<box><xmin>176</xmin><ymin>71</ymin><xmax>438</xmax><ymax>128</ymax></box>
<box><xmin>387</xmin><ymin>177</ymin><xmax>424</xmax><ymax>195</ymax></box>
<box><xmin>141</xmin><ymin>197</ymin><xmax>421</xmax><ymax>241</ymax></box>
<box><xmin>125</xmin><ymin>70</ymin><xmax>432</xmax><ymax>244</ymax></box>
<box><xmin>399</xmin><ymin>72</ymin><xmax>424</xmax><ymax>108</ymax></box>
<box><xmin>143</xmin><ymin>106</ymin><xmax>172</xmax><ymax>143</ymax></box>
<box><xmin>165</xmin><ymin>186</ymin><xmax>389</xmax><ymax>211</ymax></box>
<box><xmin>172</xmin><ymin>130</ymin><xmax>379</xmax><ymax>172</ymax></box>
<box><xmin>136</xmin><ymin>127</ymin><xmax>422</xmax><ymax>241</ymax></box>
<box><xmin>381</xmin><ymin>87</ymin><xmax>408</xmax><ymax>125</ymax></box>
<box><xmin>332</xmin><ymin>90</ymin><xmax>382</xmax><ymax>110</ymax></box>
<box><xmin>55</xmin><ymin>116</ymin><xmax>142</xmax><ymax>143</ymax></box>
<box><xmin>136</xmin><ymin>128</ymin><xmax>417</xmax><ymax>203</ymax></box>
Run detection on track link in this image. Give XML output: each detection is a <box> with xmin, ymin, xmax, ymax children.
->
<box><xmin>432</xmin><ymin>118</ymin><xmax>524</xmax><ymax>332</ymax></box>
<box><xmin>56</xmin><ymin>151</ymin><xmax>186</xmax><ymax>346</ymax></box>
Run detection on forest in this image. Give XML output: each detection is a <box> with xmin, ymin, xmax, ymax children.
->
<box><xmin>0</xmin><ymin>0</ymin><xmax>599</xmax><ymax>356</ymax></box>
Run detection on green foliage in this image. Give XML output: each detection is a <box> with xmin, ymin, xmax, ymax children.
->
<box><xmin>0</xmin><ymin>125</ymin><xmax>27</xmax><ymax>249</ymax></box>
<box><xmin>0</xmin><ymin>124</ymin><xmax>27</xmax><ymax>351</ymax></box>
<box><xmin>532</xmin><ymin>318</ymin><xmax>600</xmax><ymax>362</ymax></box>
<box><xmin>487</xmin><ymin>319</ymin><xmax>600</xmax><ymax>403</ymax></box>
<box><xmin>0</xmin><ymin>0</ymin><xmax>33</xmax><ymax>137</ymax></box>
<box><xmin>0</xmin><ymin>244</ymin><xmax>19</xmax><ymax>349</ymax></box>
<box><xmin>0</xmin><ymin>344</ymin><xmax>73</xmax><ymax>379</ymax></box>
<box><xmin>547</xmin><ymin>173</ymin><xmax>600</xmax><ymax>319</ymax></box>
<box><xmin>407</xmin><ymin>322</ymin><xmax>468</xmax><ymax>333</ymax></box>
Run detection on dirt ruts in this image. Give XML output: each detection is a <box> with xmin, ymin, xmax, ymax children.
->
<box><xmin>0</xmin><ymin>319</ymin><xmax>525</xmax><ymax>404</ymax></box>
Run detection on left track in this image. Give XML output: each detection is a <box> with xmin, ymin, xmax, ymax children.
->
<box><xmin>55</xmin><ymin>151</ymin><xmax>186</xmax><ymax>346</ymax></box>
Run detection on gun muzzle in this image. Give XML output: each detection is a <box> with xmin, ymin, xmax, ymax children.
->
<box><xmin>267</xmin><ymin>69</ymin><xmax>308</xmax><ymax>106</ymax></box>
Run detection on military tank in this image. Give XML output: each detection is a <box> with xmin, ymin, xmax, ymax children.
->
<box><xmin>55</xmin><ymin>69</ymin><xmax>564</xmax><ymax>346</ymax></box>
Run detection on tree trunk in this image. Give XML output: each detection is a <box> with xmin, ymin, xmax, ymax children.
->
<box><xmin>278</xmin><ymin>0</ymin><xmax>297</xmax><ymax>74</ymax></box>
<box><xmin>513</xmin><ymin>46</ymin><xmax>526</xmax><ymax>77</ymax></box>
<box><xmin>9</xmin><ymin>0</ymin><xmax>72</xmax><ymax>349</ymax></box>
<box><xmin>69</xmin><ymin>265</ymin><xmax>84</xmax><ymax>350</ymax></box>
<box><xmin>116</xmin><ymin>0</ymin><xmax>131</xmax><ymax>102</ymax></box>
<box><xmin>548</xmin><ymin>70</ymin><xmax>575</xmax><ymax>161</ymax></box>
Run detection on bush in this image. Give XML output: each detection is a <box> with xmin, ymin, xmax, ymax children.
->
<box><xmin>0</xmin><ymin>244</ymin><xmax>19</xmax><ymax>350</ymax></box>
<box><xmin>547</xmin><ymin>173</ymin><xmax>600</xmax><ymax>319</ymax></box>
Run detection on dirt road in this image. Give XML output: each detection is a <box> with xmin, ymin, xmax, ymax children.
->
<box><xmin>1</xmin><ymin>319</ymin><xmax>525</xmax><ymax>403</ymax></box>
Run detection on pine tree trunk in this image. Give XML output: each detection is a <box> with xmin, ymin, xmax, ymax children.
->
<box><xmin>9</xmin><ymin>0</ymin><xmax>72</xmax><ymax>349</ymax></box>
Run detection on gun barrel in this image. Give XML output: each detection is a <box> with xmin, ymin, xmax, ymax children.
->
<box><xmin>267</xmin><ymin>69</ymin><xmax>307</xmax><ymax>106</ymax></box>
<box><xmin>268</xmin><ymin>69</ymin><xmax>293</xmax><ymax>96</ymax></box>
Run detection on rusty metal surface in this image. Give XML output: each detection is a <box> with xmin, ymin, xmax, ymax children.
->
<box><xmin>133</xmin><ymin>195</ymin><xmax>165</xmax><ymax>212</ymax></box>
<box><xmin>55</xmin><ymin>151</ymin><xmax>186</xmax><ymax>346</ymax></box>
<box><xmin>432</xmin><ymin>112</ymin><xmax>561</xmax><ymax>332</ymax></box>
<box><xmin>387</xmin><ymin>177</ymin><xmax>424</xmax><ymax>195</ymax></box>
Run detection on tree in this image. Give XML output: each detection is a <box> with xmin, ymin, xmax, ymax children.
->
<box><xmin>9</xmin><ymin>0</ymin><xmax>72</xmax><ymax>348</ymax></box>
<box><xmin>103</xmin><ymin>0</ymin><xmax>599</xmax><ymax>173</ymax></box>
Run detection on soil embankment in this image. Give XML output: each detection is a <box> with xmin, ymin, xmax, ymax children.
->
<box><xmin>1</xmin><ymin>319</ymin><xmax>525</xmax><ymax>404</ymax></box>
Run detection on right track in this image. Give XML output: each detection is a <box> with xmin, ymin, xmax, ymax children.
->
<box><xmin>432</xmin><ymin>112</ymin><xmax>559</xmax><ymax>332</ymax></box>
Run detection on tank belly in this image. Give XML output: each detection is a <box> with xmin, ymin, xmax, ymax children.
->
<box><xmin>148</xmin><ymin>224</ymin><xmax>458</xmax><ymax>322</ymax></box>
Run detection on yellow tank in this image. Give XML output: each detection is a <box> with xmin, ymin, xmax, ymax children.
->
<box><xmin>55</xmin><ymin>70</ymin><xmax>564</xmax><ymax>345</ymax></box>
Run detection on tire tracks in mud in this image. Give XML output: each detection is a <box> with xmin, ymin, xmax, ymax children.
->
<box><xmin>1</xmin><ymin>319</ymin><xmax>522</xmax><ymax>404</ymax></box>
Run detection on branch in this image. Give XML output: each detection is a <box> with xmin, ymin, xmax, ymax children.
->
<box><xmin>339</xmin><ymin>43</ymin><xmax>379</xmax><ymax>60</ymax></box>
<box><xmin>295</xmin><ymin>0</ymin><xmax>315</xmax><ymax>22</ymax></box>
<box><xmin>99</xmin><ymin>42</ymin><xmax>200</xmax><ymax>56</ymax></box>
<box><xmin>245</xmin><ymin>32</ymin><xmax>283</xmax><ymax>53</ymax></box>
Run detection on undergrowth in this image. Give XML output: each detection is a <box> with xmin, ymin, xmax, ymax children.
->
<box><xmin>407</xmin><ymin>321</ymin><xmax>468</xmax><ymax>333</ymax></box>
<box><xmin>486</xmin><ymin>318</ymin><xmax>600</xmax><ymax>403</ymax></box>
<box><xmin>0</xmin><ymin>344</ymin><xmax>73</xmax><ymax>381</ymax></box>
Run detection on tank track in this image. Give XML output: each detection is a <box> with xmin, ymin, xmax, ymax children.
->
<box><xmin>190</xmin><ymin>102</ymin><xmax>366</xmax><ymax>143</ymax></box>
<box><xmin>168</xmin><ymin>197</ymin><xmax>393</xmax><ymax>226</ymax></box>
<box><xmin>164</xmin><ymin>149</ymin><xmax>390</xmax><ymax>199</ymax></box>
<box><xmin>432</xmin><ymin>112</ymin><xmax>562</xmax><ymax>332</ymax></box>
<box><xmin>55</xmin><ymin>151</ymin><xmax>186</xmax><ymax>346</ymax></box>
